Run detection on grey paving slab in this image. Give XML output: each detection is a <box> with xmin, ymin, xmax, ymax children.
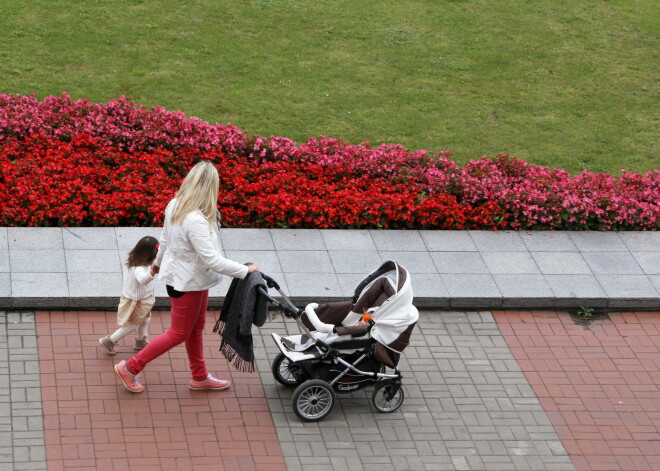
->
<box><xmin>115</xmin><ymin>227</ymin><xmax>163</xmax><ymax>250</ymax></box>
<box><xmin>336</xmin><ymin>273</ymin><xmax>370</xmax><ymax>298</ymax></box>
<box><xmin>581</xmin><ymin>251</ymin><xmax>644</xmax><ymax>275</ymax></box>
<box><xmin>519</xmin><ymin>232</ymin><xmax>578</xmax><ymax>252</ymax></box>
<box><xmin>2</xmin><ymin>228</ymin><xmax>660</xmax><ymax>310</ymax></box>
<box><xmin>7</xmin><ymin>228</ymin><xmax>63</xmax><ymax>250</ymax></box>
<box><xmin>62</xmin><ymin>227</ymin><xmax>118</xmax><ymax>249</ymax></box>
<box><xmin>619</xmin><ymin>231</ymin><xmax>660</xmax><ymax>251</ymax></box>
<box><xmin>0</xmin><ymin>274</ymin><xmax>9</xmax><ymax>307</ymax></box>
<box><xmin>441</xmin><ymin>274</ymin><xmax>502</xmax><ymax>299</ymax></box>
<box><xmin>379</xmin><ymin>251</ymin><xmax>438</xmax><ymax>274</ymax></box>
<box><xmin>544</xmin><ymin>275</ymin><xmax>606</xmax><ymax>298</ymax></box>
<box><xmin>481</xmin><ymin>252</ymin><xmax>540</xmax><ymax>275</ymax></box>
<box><xmin>420</xmin><ymin>231</ymin><xmax>478</xmax><ymax>252</ymax></box>
<box><xmin>0</xmin><ymin>251</ymin><xmax>8</xmax><ymax>273</ymax></box>
<box><xmin>468</xmin><ymin>231</ymin><xmax>527</xmax><ymax>252</ymax></box>
<box><xmin>531</xmin><ymin>253</ymin><xmax>592</xmax><ymax>275</ymax></box>
<box><xmin>117</xmin><ymin>249</ymin><xmax>132</xmax><ymax>266</ymax></box>
<box><xmin>207</xmin><ymin>273</ymin><xmax>239</xmax><ymax>300</ymax></box>
<box><xmin>284</xmin><ymin>272</ymin><xmax>343</xmax><ymax>298</ymax></box>
<box><xmin>411</xmin><ymin>274</ymin><xmax>450</xmax><ymax>308</ymax></box>
<box><xmin>255</xmin><ymin>310</ymin><xmax>575</xmax><ymax>471</ymax></box>
<box><xmin>321</xmin><ymin>230</ymin><xmax>377</xmax><ymax>251</ymax></box>
<box><xmin>370</xmin><ymin>230</ymin><xmax>426</xmax><ymax>251</ymax></box>
<box><xmin>631</xmin><ymin>252</ymin><xmax>660</xmax><ymax>275</ymax></box>
<box><xmin>224</xmin><ymin>250</ymin><xmax>283</xmax><ymax>274</ymax></box>
<box><xmin>11</xmin><ymin>273</ymin><xmax>68</xmax><ymax>298</ymax></box>
<box><xmin>328</xmin><ymin>251</ymin><xmax>382</xmax><ymax>274</ymax></box>
<box><xmin>153</xmin><ymin>279</ymin><xmax>169</xmax><ymax>299</ymax></box>
<box><xmin>64</xmin><ymin>249</ymin><xmax>122</xmax><ymax>273</ymax></box>
<box><xmin>9</xmin><ymin>251</ymin><xmax>65</xmax><ymax>274</ymax></box>
<box><xmin>568</xmin><ymin>231</ymin><xmax>627</xmax><ymax>252</ymax></box>
<box><xmin>67</xmin><ymin>272</ymin><xmax>122</xmax><ymax>297</ymax></box>
<box><xmin>649</xmin><ymin>275</ymin><xmax>660</xmax><ymax>294</ymax></box>
<box><xmin>278</xmin><ymin>250</ymin><xmax>334</xmax><ymax>273</ymax></box>
<box><xmin>270</xmin><ymin>229</ymin><xmax>326</xmax><ymax>250</ymax></box>
<box><xmin>493</xmin><ymin>275</ymin><xmax>554</xmax><ymax>298</ymax></box>
<box><xmin>219</xmin><ymin>228</ymin><xmax>274</xmax><ymax>251</ymax></box>
<box><xmin>595</xmin><ymin>275</ymin><xmax>659</xmax><ymax>298</ymax></box>
<box><xmin>431</xmin><ymin>252</ymin><xmax>489</xmax><ymax>274</ymax></box>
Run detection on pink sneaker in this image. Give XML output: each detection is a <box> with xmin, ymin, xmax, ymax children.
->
<box><xmin>114</xmin><ymin>360</ymin><xmax>144</xmax><ymax>393</ymax></box>
<box><xmin>189</xmin><ymin>374</ymin><xmax>231</xmax><ymax>391</ymax></box>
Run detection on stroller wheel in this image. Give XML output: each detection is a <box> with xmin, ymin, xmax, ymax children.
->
<box><xmin>292</xmin><ymin>379</ymin><xmax>336</xmax><ymax>422</ymax></box>
<box><xmin>372</xmin><ymin>380</ymin><xmax>405</xmax><ymax>413</ymax></box>
<box><xmin>272</xmin><ymin>352</ymin><xmax>301</xmax><ymax>386</ymax></box>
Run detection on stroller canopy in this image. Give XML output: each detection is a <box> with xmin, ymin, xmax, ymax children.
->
<box><xmin>354</xmin><ymin>261</ymin><xmax>418</xmax><ymax>366</ymax></box>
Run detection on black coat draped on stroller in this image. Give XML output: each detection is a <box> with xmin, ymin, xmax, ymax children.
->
<box><xmin>258</xmin><ymin>260</ymin><xmax>419</xmax><ymax>422</ymax></box>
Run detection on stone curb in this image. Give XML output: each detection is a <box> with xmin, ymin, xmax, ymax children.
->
<box><xmin>1</xmin><ymin>228</ymin><xmax>658</xmax><ymax>311</ymax></box>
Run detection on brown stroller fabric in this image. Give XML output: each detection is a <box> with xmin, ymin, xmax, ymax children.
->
<box><xmin>301</xmin><ymin>276</ymin><xmax>396</xmax><ymax>330</ymax></box>
<box><xmin>301</xmin><ymin>301</ymin><xmax>353</xmax><ymax>330</ymax></box>
<box><xmin>374</xmin><ymin>322</ymin><xmax>415</xmax><ymax>368</ymax></box>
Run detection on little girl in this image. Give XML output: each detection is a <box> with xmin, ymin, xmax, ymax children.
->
<box><xmin>99</xmin><ymin>236</ymin><xmax>159</xmax><ymax>355</ymax></box>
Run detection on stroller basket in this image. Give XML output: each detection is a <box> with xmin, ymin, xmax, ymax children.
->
<box><xmin>257</xmin><ymin>260</ymin><xmax>418</xmax><ymax>422</ymax></box>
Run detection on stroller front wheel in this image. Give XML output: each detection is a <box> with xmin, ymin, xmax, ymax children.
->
<box><xmin>272</xmin><ymin>352</ymin><xmax>302</xmax><ymax>386</ymax></box>
<box><xmin>292</xmin><ymin>379</ymin><xmax>336</xmax><ymax>422</ymax></box>
<box><xmin>372</xmin><ymin>380</ymin><xmax>405</xmax><ymax>413</ymax></box>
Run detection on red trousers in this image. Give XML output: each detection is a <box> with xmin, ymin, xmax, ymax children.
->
<box><xmin>127</xmin><ymin>290</ymin><xmax>209</xmax><ymax>381</ymax></box>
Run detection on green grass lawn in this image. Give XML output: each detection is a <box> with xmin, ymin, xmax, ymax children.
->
<box><xmin>1</xmin><ymin>0</ymin><xmax>657</xmax><ymax>174</ymax></box>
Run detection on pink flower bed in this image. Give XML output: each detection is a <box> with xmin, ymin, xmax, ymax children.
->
<box><xmin>0</xmin><ymin>93</ymin><xmax>658</xmax><ymax>230</ymax></box>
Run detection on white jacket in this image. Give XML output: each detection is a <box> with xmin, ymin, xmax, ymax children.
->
<box><xmin>121</xmin><ymin>264</ymin><xmax>154</xmax><ymax>301</ymax></box>
<box><xmin>154</xmin><ymin>199</ymin><xmax>248</xmax><ymax>292</ymax></box>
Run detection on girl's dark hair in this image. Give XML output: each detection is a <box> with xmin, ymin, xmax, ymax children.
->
<box><xmin>126</xmin><ymin>236</ymin><xmax>159</xmax><ymax>268</ymax></box>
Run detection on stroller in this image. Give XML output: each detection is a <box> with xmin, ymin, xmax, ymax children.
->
<box><xmin>258</xmin><ymin>260</ymin><xmax>419</xmax><ymax>422</ymax></box>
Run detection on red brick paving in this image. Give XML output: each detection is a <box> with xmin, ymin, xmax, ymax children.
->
<box><xmin>36</xmin><ymin>310</ymin><xmax>286</xmax><ymax>471</ymax></box>
<box><xmin>494</xmin><ymin>311</ymin><xmax>660</xmax><ymax>471</ymax></box>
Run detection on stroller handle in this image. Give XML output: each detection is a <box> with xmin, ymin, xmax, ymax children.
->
<box><xmin>256</xmin><ymin>273</ymin><xmax>302</xmax><ymax>318</ymax></box>
<box><xmin>260</xmin><ymin>273</ymin><xmax>280</xmax><ymax>290</ymax></box>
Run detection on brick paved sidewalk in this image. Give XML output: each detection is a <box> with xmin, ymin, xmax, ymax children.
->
<box><xmin>257</xmin><ymin>310</ymin><xmax>574</xmax><ymax>471</ymax></box>
<box><xmin>495</xmin><ymin>311</ymin><xmax>660</xmax><ymax>471</ymax></box>
<box><xmin>1</xmin><ymin>312</ymin><xmax>45</xmax><ymax>471</ymax></box>
<box><xmin>2</xmin><ymin>310</ymin><xmax>660</xmax><ymax>470</ymax></box>
<box><xmin>35</xmin><ymin>310</ymin><xmax>285</xmax><ymax>471</ymax></box>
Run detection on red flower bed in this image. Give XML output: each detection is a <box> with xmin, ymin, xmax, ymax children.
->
<box><xmin>0</xmin><ymin>133</ymin><xmax>501</xmax><ymax>229</ymax></box>
<box><xmin>0</xmin><ymin>93</ymin><xmax>658</xmax><ymax>230</ymax></box>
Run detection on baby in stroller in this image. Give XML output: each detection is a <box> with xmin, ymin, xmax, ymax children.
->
<box><xmin>260</xmin><ymin>260</ymin><xmax>418</xmax><ymax>422</ymax></box>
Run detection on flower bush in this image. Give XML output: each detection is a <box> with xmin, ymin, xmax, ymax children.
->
<box><xmin>0</xmin><ymin>93</ymin><xmax>658</xmax><ymax>230</ymax></box>
<box><xmin>0</xmin><ymin>133</ymin><xmax>501</xmax><ymax>229</ymax></box>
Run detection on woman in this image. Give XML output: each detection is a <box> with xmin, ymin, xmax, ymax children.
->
<box><xmin>115</xmin><ymin>161</ymin><xmax>260</xmax><ymax>393</ymax></box>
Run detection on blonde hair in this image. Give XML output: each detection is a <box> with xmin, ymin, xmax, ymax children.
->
<box><xmin>170</xmin><ymin>161</ymin><xmax>219</xmax><ymax>231</ymax></box>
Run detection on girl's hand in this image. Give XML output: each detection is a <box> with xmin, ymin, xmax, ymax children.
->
<box><xmin>150</xmin><ymin>265</ymin><xmax>160</xmax><ymax>277</ymax></box>
<box><xmin>247</xmin><ymin>264</ymin><xmax>261</xmax><ymax>273</ymax></box>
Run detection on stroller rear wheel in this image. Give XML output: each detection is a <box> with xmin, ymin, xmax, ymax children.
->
<box><xmin>292</xmin><ymin>379</ymin><xmax>336</xmax><ymax>422</ymax></box>
<box><xmin>372</xmin><ymin>380</ymin><xmax>404</xmax><ymax>413</ymax></box>
<box><xmin>272</xmin><ymin>352</ymin><xmax>302</xmax><ymax>386</ymax></box>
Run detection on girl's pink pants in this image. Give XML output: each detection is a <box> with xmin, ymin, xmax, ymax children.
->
<box><xmin>127</xmin><ymin>290</ymin><xmax>209</xmax><ymax>381</ymax></box>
